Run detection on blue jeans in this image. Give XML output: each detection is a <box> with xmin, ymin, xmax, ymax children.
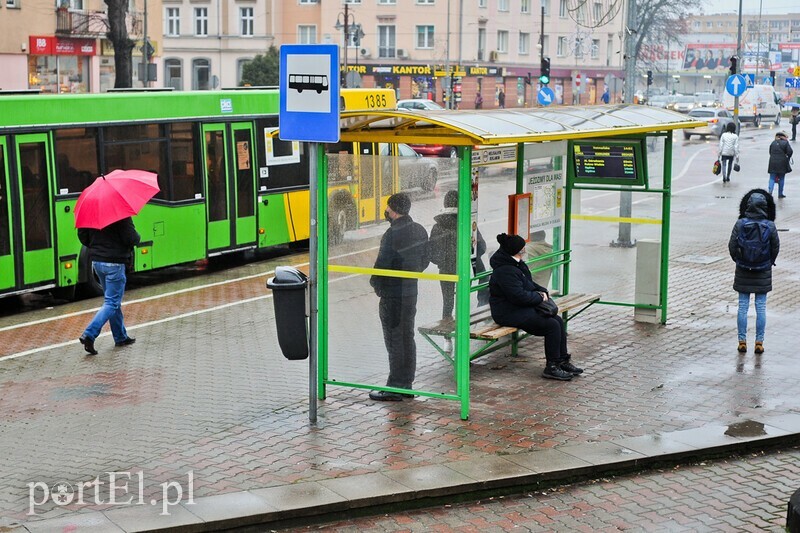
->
<box><xmin>83</xmin><ymin>262</ymin><xmax>129</xmax><ymax>344</ymax></box>
<box><xmin>768</xmin><ymin>173</ymin><xmax>785</xmax><ymax>197</ymax></box>
<box><xmin>737</xmin><ymin>292</ymin><xmax>766</xmax><ymax>342</ymax></box>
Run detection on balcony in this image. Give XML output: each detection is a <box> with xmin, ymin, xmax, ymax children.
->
<box><xmin>56</xmin><ymin>7</ymin><xmax>142</xmax><ymax>38</ymax></box>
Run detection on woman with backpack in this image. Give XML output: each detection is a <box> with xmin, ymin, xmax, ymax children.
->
<box><xmin>728</xmin><ymin>189</ymin><xmax>780</xmax><ymax>354</ymax></box>
<box><xmin>717</xmin><ymin>122</ymin><xmax>739</xmax><ymax>183</ymax></box>
<box><xmin>767</xmin><ymin>131</ymin><xmax>793</xmax><ymax>198</ymax></box>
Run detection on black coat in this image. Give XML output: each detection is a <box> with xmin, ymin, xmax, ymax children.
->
<box><xmin>428</xmin><ymin>209</ymin><xmax>486</xmax><ymax>275</ymax></box>
<box><xmin>728</xmin><ymin>192</ymin><xmax>779</xmax><ymax>294</ymax></box>
<box><xmin>767</xmin><ymin>138</ymin><xmax>793</xmax><ymax>175</ymax></box>
<box><xmin>78</xmin><ymin>217</ymin><xmax>140</xmax><ymax>264</ymax></box>
<box><xmin>370</xmin><ymin>215</ymin><xmax>430</xmax><ymax>298</ymax></box>
<box><xmin>488</xmin><ymin>247</ymin><xmax>549</xmax><ymax>326</ymax></box>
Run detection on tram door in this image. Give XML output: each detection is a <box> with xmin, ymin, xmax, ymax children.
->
<box><xmin>0</xmin><ymin>138</ymin><xmax>12</xmax><ymax>291</ymax></box>
<box><xmin>202</xmin><ymin>123</ymin><xmax>256</xmax><ymax>253</ymax></box>
<box><xmin>13</xmin><ymin>134</ymin><xmax>56</xmax><ymax>286</ymax></box>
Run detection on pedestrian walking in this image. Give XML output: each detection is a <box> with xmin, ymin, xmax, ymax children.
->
<box><xmin>78</xmin><ymin>217</ymin><xmax>141</xmax><ymax>355</ymax></box>
<box><xmin>728</xmin><ymin>189</ymin><xmax>779</xmax><ymax>354</ymax></box>
<box><xmin>767</xmin><ymin>131</ymin><xmax>793</xmax><ymax>198</ymax></box>
<box><xmin>428</xmin><ymin>190</ymin><xmax>488</xmax><ymax>353</ymax></box>
<box><xmin>488</xmin><ymin>233</ymin><xmax>582</xmax><ymax>381</ymax></box>
<box><xmin>475</xmin><ymin>92</ymin><xmax>483</xmax><ymax>109</ymax></box>
<box><xmin>369</xmin><ymin>193</ymin><xmax>430</xmax><ymax>401</ymax></box>
<box><xmin>790</xmin><ymin>106</ymin><xmax>798</xmax><ymax>142</ymax></box>
<box><xmin>601</xmin><ymin>87</ymin><xmax>610</xmax><ymax>104</ymax></box>
<box><xmin>498</xmin><ymin>88</ymin><xmax>505</xmax><ymax>109</ymax></box>
<box><xmin>717</xmin><ymin>122</ymin><xmax>739</xmax><ymax>183</ymax></box>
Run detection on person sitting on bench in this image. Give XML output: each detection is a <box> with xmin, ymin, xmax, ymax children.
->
<box><xmin>488</xmin><ymin>233</ymin><xmax>583</xmax><ymax>381</ymax></box>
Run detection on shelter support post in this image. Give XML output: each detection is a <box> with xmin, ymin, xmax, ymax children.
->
<box><xmin>659</xmin><ymin>133</ymin><xmax>672</xmax><ymax>324</ymax></box>
<box><xmin>457</xmin><ymin>146</ymin><xmax>473</xmax><ymax>420</ymax></box>
<box><xmin>316</xmin><ymin>145</ymin><xmax>330</xmax><ymax>406</ymax></box>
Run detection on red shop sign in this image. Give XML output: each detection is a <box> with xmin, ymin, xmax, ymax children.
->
<box><xmin>29</xmin><ymin>36</ymin><xmax>96</xmax><ymax>56</ymax></box>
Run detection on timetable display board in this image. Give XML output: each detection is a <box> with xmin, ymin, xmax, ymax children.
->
<box><xmin>570</xmin><ymin>139</ymin><xmax>647</xmax><ymax>186</ymax></box>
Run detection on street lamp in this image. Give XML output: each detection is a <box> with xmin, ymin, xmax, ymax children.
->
<box><xmin>335</xmin><ymin>7</ymin><xmax>356</xmax><ymax>87</ymax></box>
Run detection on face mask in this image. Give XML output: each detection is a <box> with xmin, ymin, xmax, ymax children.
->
<box><xmin>384</xmin><ymin>209</ymin><xmax>391</xmax><ymax>222</ymax></box>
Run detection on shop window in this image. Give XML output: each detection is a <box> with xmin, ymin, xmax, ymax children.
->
<box><xmin>54</xmin><ymin>128</ymin><xmax>99</xmax><ymax>195</ymax></box>
<box><xmin>192</xmin><ymin>58</ymin><xmax>210</xmax><ymax>90</ymax></box>
<box><xmin>165</xmin><ymin>58</ymin><xmax>183</xmax><ymax>90</ymax></box>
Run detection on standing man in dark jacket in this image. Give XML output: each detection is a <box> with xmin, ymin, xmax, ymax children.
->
<box><xmin>729</xmin><ymin>190</ymin><xmax>779</xmax><ymax>354</ymax></box>
<box><xmin>369</xmin><ymin>193</ymin><xmax>430</xmax><ymax>401</ymax></box>
<box><xmin>489</xmin><ymin>234</ymin><xmax>582</xmax><ymax>381</ymax></box>
<box><xmin>78</xmin><ymin>217</ymin><xmax>140</xmax><ymax>355</ymax></box>
<box><xmin>767</xmin><ymin>131</ymin><xmax>793</xmax><ymax>199</ymax></box>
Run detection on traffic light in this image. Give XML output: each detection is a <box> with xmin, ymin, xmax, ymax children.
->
<box><xmin>539</xmin><ymin>57</ymin><xmax>551</xmax><ymax>85</ymax></box>
<box><xmin>729</xmin><ymin>56</ymin><xmax>738</xmax><ymax>76</ymax></box>
<box><xmin>646</xmin><ymin>70</ymin><xmax>653</xmax><ymax>86</ymax></box>
<box><xmin>144</xmin><ymin>39</ymin><xmax>154</xmax><ymax>62</ymax></box>
<box><xmin>769</xmin><ymin>70</ymin><xmax>776</xmax><ymax>86</ymax></box>
<box><xmin>525</xmin><ymin>72</ymin><xmax>532</xmax><ymax>85</ymax></box>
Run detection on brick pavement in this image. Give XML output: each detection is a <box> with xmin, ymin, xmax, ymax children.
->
<box><xmin>1</xmin><ymin>130</ymin><xmax>799</xmax><ymax>531</ymax></box>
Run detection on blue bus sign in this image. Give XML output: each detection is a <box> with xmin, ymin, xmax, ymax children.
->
<box><xmin>279</xmin><ymin>44</ymin><xmax>340</xmax><ymax>143</ymax></box>
<box><xmin>725</xmin><ymin>75</ymin><xmax>747</xmax><ymax>97</ymax></box>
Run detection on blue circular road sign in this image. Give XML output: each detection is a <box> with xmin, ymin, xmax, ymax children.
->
<box><xmin>537</xmin><ymin>86</ymin><xmax>555</xmax><ymax>106</ymax></box>
<box><xmin>725</xmin><ymin>74</ymin><xmax>747</xmax><ymax>97</ymax></box>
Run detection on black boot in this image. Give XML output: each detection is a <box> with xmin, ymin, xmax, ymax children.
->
<box><xmin>542</xmin><ymin>363</ymin><xmax>573</xmax><ymax>381</ymax></box>
<box><xmin>560</xmin><ymin>359</ymin><xmax>584</xmax><ymax>375</ymax></box>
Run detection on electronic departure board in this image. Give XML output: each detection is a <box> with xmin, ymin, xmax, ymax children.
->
<box><xmin>570</xmin><ymin>139</ymin><xmax>647</xmax><ymax>186</ymax></box>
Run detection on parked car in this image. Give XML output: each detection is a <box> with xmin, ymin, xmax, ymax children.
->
<box><xmin>647</xmin><ymin>95</ymin><xmax>671</xmax><ymax>108</ymax></box>
<box><xmin>683</xmin><ymin>108</ymin><xmax>734</xmax><ymax>140</ymax></box>
<box><xmin>379</xmin><ymin>142</ymin><xmax>439</xmax><ymax>192</ymax></box>
<box><xmin>407</xmin><ymin>143</ymin><xmax>457</xmax><ymax>158</ymax></box>
<box><xmin>397</xmin><ymin>98</ymin><xmax>445</xmax><ymax>111</ymax></box>
<box><xmin>667</xmin><ymin>95</ymin><xmax>698</xmax><ymax>113</ymax></box>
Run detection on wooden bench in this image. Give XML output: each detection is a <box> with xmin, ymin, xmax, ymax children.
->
<box><xmin>418</xmin><ymin>293</ymin><xmax>601</xmax><ymax>363</ymax></box>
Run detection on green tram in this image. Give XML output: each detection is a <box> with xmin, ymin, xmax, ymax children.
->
<box><xmin>0</xmin><ymin>87</ymin><xmax>423</xmax><ymax>301</ymax></box>
<box><xmin>0</xmin><ymin>88</ymin><xmax>321</xmax><ymax>300</ymax></box>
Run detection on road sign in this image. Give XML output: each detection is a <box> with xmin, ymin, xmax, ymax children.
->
<box><xmin>279</xmin><ymin>44</ymin><xmax>340</xmax><ymax>143</ymax></box>
<box><xmin>537</xmin><ymin>86</ymin><xmax>555</xmax><ymax>106</ymax></box>
<box><xmin>786</xmin><ymin>78</ymin><xmax>800</xmax><ymax>89</ymax></box>
<box><xmin>744</xmin><ymin>73</ymin><xmax>755</xmax><ymax>87</ymax></box>
<box><xmin>726</xmin><ymin>74</ymin><xmax>747</xmax><ymax>97</ymax></box>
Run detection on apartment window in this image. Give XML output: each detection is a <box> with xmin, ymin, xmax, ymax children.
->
<box><xmin>559</xmin><ymin>0</ymin><xmax>567</xmax><ymax>18</ymax></box>
<box><xmin>706</xmin><ymin>21</ymin><xmax>712</xmax><ymax>28</ymax></box>
<box><xmin>519</xmin><ymin>32</ymin><xmax>530</xmax><ymax>54</ymax></box>
<box><xmin>298</xmin><ymin>25</ymin><xmax>316</xmax><ymax>44</ymax></box>
<box><xmin>345</xmin><ymin>0</ymin><xmax>361</xmax><ymax>4</ymax></box>
<box><xmin>542</xmin><ymin>35</ymin><xmax>549</xmax><ymax>56</ymax></box>
<box><xmin>240</xmin><ymin>7</ymin><xmax>254</xmax><ymax>37</ymax></box>
<box><xmin>557</xmin><ymin>36</ymin><xmax>567</xmax><ymax>56</ymax></box>
<box><xmin>165</xmin><ymin>58</ymin><xmax>183</xmax><ymax>90</ymax></box>
<box><xmin>378</xmin><ymin>0</ymin><xmax>396</xmax><ymax>3</ymax></box>
<box><xmin>497</xmin><ymin>30</ymin><xmax>508</xmax><ymax>53</ymax></box>
<box><xmin>541</xmin><ymin>0</ymin><xmax>549</xmax><ymax>15</ymax></box>
<box><xmin>416</xmin><ymin>0</ymin><xmax>434</xmax><ymax>4</ymax></box>
<box><xmin>299</xmin><ymin>0</ymin><xmax>317</xmax><ymax>3</ymax></box>
<box><xmin>192</xmin><ymin>58</ymin><xmax>210</xmax><ymax>90</ymax></box>
<box><xmin>378</xmin><ymin>25</ymin><xmax>396</xmax><ymax>58</ymax></box>
<box><xmin>236</xmin><ymin>58</ymin><xmax>251</xmax><ymax>85</ymax></box>
<box><xmin>478</xmin><ymin>0</ymin><xmax>486</xmax><ymax>7</ymax></box>
<box><xmin>166</xmin><ymin>7</ymin><xmax>180</xmax><ymax>37</ymax></box>
<box><xmin>478</xmin><ymin>27</ymin><xmax>486</xmax><ymax>60</ymax></box>
<box><xmin>606</xmin><ymin>35</ymin><xmax>613</xmax><ymax>66</ymax></box>
<box><xmin>416</xmin><ymin>25</ymin><xmax>434</xmax><ymax>48</ymax></box>
<box><xmin>694</xmin><ymin>21</ymin><xmax>700</xmax><ymax>29</ymax></box>
<box><xmin>591</xmin><ymin>38</ymin><xmax>599</xmax><ymax>59</ymax></box>
<box><xmin>7</xmin><ymin>0</ymin><xmax>18</xmax><ymax>7</ymax></box>
<box><xmin>194</xmin><ymin>7</ymin><xmax>208</xmax><ymax>37</ymax></box>
<box><xmin>521</xmin><ymin>0</ymin><xmax>530</xmax><ymax>13</ymax></box>
<box><xmin>499</xmin><ymin>0</ymin><xmax>509</xmax><ymax>11</ymax></box>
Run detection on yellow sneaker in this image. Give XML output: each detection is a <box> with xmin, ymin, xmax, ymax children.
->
<box><xmin>737</xmin><ymin>341</ymin><xmax>747</xmax><ymax>353</ymax></box>
<box><xmin>754</xmin><ymin>341</ymin><xmax>764</xmax><ymax>354</ymax></box>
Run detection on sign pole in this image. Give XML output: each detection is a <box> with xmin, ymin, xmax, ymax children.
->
<box><xmin>308</xmin><ymin>143</ymin><xmax>318</xmax><ymax>425</ymax></box>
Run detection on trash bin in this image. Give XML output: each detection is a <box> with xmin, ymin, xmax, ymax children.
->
<box><xmin>266</xmin><ymin>266</ymin><xmax>309</xmax><ymax>360</ymax></box>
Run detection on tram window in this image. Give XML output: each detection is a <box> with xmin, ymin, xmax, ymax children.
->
<box><xmin>54</xmin><ymin>128</ymin><xmax>99</xmax><ymax>194</ymax></box>
<box><xmin>104</xmin><ymin>140</ymin><xmax>169</xmax><ymax>201</ymax></box>
<box><xmin>169</xmin><ymin>122</ymin><xmax>201</xmax><ymax>201</ymax></box>
<box><xmin>0</xmin><ymin>146</ymin><xmax>9</xmax><ymax>256</ymax></box>
<box><xmin>19</xmin><ymin>142</ymin><xmax>52</xmax><ymax>251</ymax></box>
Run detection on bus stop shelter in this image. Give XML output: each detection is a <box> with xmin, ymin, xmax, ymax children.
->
<box><xmin>296</xmin><ymin>103</ymin><xmax>703</xmax><ymax>421</ymax></box>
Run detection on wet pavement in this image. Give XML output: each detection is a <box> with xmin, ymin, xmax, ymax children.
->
<box><xmin>1</xmin><ymin>127</ymin><xmax>799</xmax><ymax>531</ymax></box>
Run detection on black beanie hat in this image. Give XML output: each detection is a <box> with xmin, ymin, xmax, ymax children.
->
<box><xmin>497</xmin><ymin>233</ymin><xmax>525</xmax><ymax>255</ymax></box>
<box><xmin>444</xmin><ymin>190</ymin><xmax>459</xmax><ymax>208</ymax></box>
<box><xmin>387</xmin><ymin>192</ymin><xmax>411</xmax><ymax>215</ymax></box>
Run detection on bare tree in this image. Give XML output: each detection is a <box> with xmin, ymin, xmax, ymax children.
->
<box><xmin>105</xmin><ymin>0</ymin><xmax>135</xmax><ymax>88</ymax></box>
<box><xmin>632</xmin><ymin>0</ymin><xmax>700</xmax><ymax>65</ymax></box>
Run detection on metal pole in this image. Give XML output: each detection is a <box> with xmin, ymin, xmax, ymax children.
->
<box><xmin>755</xmin><ymin>0</ymin><xmax>763</xmax><ymax>78</ymax></box>
<box><xmin>141</xmin><ymin>0</ymin><xmax>148</xmax><ymax>86</ymax></box>
<box><xmin>734</xmin><ymin>0</ymin><xmax>743</xmax><ymax>132</ymax></box>
<box><xmin>614</xmin><ymin>0</ymin><xmax>636</xmax><ymax>248</ymax></box>
<box><xmin>343</xmin><ymin>3</ymin><xmax>349</xmax><ymax>88</ymax></box>
<box><xmin>445</xmin><ymin>0</ymin><xmax>451</xmax><ymax>109</ymax></box>
<box><xmin>308</xmin><ymin>143</ymin><xmax>318</xmax><ymax>424</ymax></box>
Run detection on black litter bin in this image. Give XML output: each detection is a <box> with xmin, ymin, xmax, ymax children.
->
<box><xmin>266</xmin><ymin>266</ymin><xmax>309</xmax><ymax>360</ymax></box>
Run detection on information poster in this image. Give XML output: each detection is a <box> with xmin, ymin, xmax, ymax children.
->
<box><xmin>526</xmin><ymin>170</ymin><xmax>563</xmax><ymax>232</ymax></box>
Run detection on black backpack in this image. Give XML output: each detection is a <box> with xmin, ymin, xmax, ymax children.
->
<box><xmin>736</xmin><ymin>218</ymin><xmax>773</xmax><ymax>271</ymax></box>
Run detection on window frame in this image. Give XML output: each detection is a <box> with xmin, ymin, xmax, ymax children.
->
<box><xmin>298</xmin><ymin>24</ymin><xmax>317</xmax><ymax>44</ymax></box>
<box><xmin>239</xmin><ymin>6</ymin><xmax>254</xmax><ymax>37</ymax></box>
<box><xmin>519</xmin><ymin>32</ymin><xmax>530</xmax><ymax>55</ymax></box>
<box><xmin>378</xmin><ymin>25</ymin><xmax>396</xmax><ymax>58</ymax></box>
<box><xmin>166</xmin><ymin>7</ymin><xmax>181</xmax><ymax>37</ymax></box>
<box><xmin>416</xmin><ymin>25</ymin><xmax>435</xmax><ymax>49</ymax></box>
<box><xmin>497</xmin><ymin>30</ymin><xmax>509</xmax><ymax>53</ymax></box>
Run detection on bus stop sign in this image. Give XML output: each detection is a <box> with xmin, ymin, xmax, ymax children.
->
<box><xmin>279</xmin><ymin>44</ymin><xmax>340</xmax><ymax>143</ymax></box>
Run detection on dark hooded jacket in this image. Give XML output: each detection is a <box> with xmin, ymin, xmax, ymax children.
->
<box><xmin>428</xmin><ymin>208</ymin><xmax>486</xmax><ymax>274</ymax></box>
<box><xmin>370</xmin><ymin>215</ymin><xmax>429</xmax><ymax>298</ymax></box>
<box><xmin>488</xmin><ymin>247</ymin><xmax>549</xmax><ymax>326</ymax></box>
<box><xmin>767</xmin><ymin>137</ymin><xmax>793</xmax><ymax>175</ymax></box>
<box><xmin>728</xmin><ymin>190</ymin><xmax>779</xmax><ymax>294</ymax></box>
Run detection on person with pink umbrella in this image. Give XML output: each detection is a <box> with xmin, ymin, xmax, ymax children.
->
<box><xmin>74</xmin><ymin>169</ymin><xmax>158</xmax><ymax>355</ymax></box>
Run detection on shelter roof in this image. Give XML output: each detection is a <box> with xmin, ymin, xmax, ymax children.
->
<box><xmin>339</xmin><ymin>104</ymin><xmax>705</xmax><ymax>145</ymax></box>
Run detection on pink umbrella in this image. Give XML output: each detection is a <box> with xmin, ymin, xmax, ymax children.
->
<box><xmin>74</xmin><ymin>169</ymin><xmax>159</xmax><ymax>229</ymax></box>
